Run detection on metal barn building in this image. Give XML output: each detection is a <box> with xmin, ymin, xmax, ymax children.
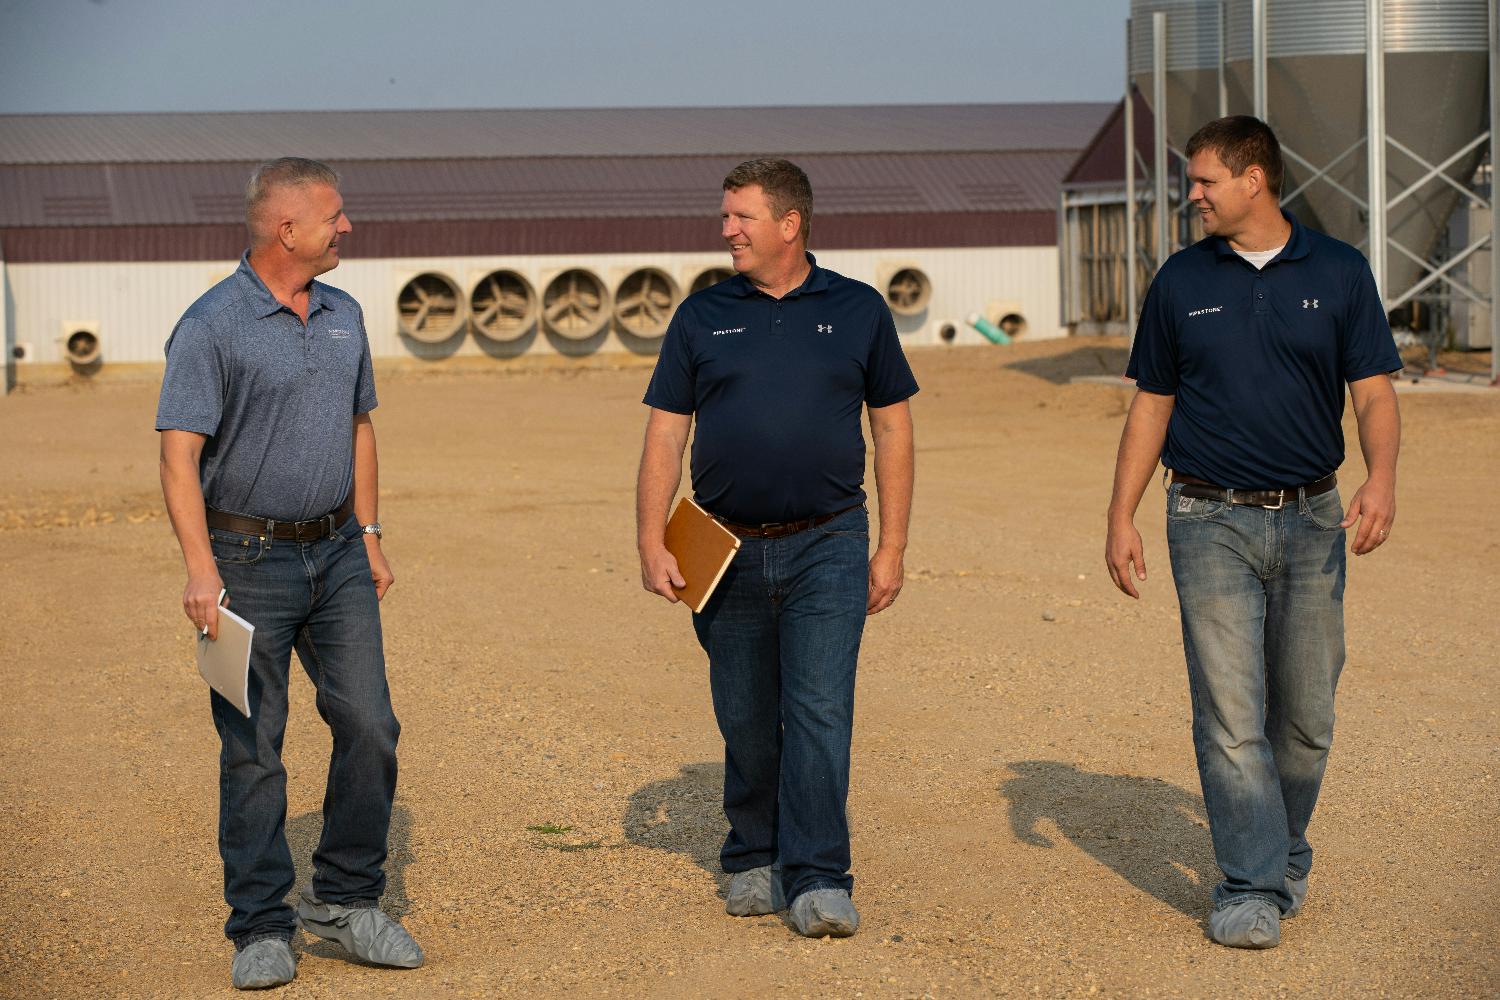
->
<box><xmin>0</xmin><ymin>103</ymin><xmax>1111</xmax><ymax>381</ymax></box>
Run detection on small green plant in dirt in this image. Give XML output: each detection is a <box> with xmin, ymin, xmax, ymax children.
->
<box><xmin>526</xmin><ymin>823</ymin><xmax>573</xmax><ymax>835</ymax></box>
<box><xmin>526</xmin><ymin>823</ymin><xmax>605</xmax><ymax>852</ymax></box>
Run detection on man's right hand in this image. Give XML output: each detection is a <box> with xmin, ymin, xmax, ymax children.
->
<box><xmin>184</xmin><ymin>569</ymin><xmax>226</xmax><ymax>640</ymax></box>
<box><xmin>639</xmin><ymin>545</ymin><xmax>686</xmax><ymax>602</ymax></box>
<box><xmin>1106</xmin><ymin>518</ymin><xmax>1148</xmax><ymax>599</ymax></box>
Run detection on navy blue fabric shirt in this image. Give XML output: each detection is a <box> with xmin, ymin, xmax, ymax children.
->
<box><xmin>1126</xmin><ymin>212</ymin><xmax>1401</xmax><ymax>489</ymax></box>
<box><xmin>643</xmin><ymin>253</ymin><xmax>919</xmax><ymax>524</ymax></box>
<box><xmin>156</xmin><ymin>252</ymin><xmax>378</xmax><ymax>522</ymax></box>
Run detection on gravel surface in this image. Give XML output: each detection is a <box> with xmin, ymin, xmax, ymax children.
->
<box><xmin>1</xmin><ymin>338</ymin><xmax>1495</xmax><ymax>998</ymax></box>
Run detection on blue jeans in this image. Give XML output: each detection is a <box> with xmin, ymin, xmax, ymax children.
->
<box><xmin>692</xmin><ymin>505</ymin><xmax>870</xmax><ymax>903</ymax></box>
<box><xmin>1165</xmin><ymin>482</ymin><xmax>1346</xmax><ymax>914</ymax></box>
<box><xmin>208</xmin><ymin>513</ymin><xmax>400</xmax><ymax>947</ymax></box>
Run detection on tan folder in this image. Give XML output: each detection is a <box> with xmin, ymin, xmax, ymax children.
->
<box><xmin>663</xmin><ymin>497</ymin><xmax>741</xmax><ymax>613</ymax></box>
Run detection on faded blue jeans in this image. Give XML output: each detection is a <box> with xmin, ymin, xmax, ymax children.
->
<box><xmin>1166</xmin><ymin>481</ymin><xmax>1346</xmax><ymax>915</ymax></box>
<box><xmin>207</xmin><ymin>513</ymin><xmax>400</xmax><ymax>947</ymax></box>
<box><xmin>692</xmin><ymin>505</ymin><xmax>870</xmax><ymax>904</ymax></box>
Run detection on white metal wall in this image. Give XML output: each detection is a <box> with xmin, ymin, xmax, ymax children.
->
<box><xmin>4</xmin><ymin>245</ymin><xmax>1062</xmax><ymax>366</ymax></box>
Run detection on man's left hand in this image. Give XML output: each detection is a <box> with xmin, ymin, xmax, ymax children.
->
<box><xmin>867</xmin><ymin>547</ymin><xmax>904</xmax><ymax>615</ymax></box>
<box><xmin>366</xmin><ymin>536</ymin><xmax>395</xmax><ymax>598</ymax></box>
<box><xmin>1340</xmin><ymin>477</ymin><xmax>1396</xmax><ymax>556</ymax></box>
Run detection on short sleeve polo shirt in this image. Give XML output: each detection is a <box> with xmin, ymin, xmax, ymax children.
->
<box><xmin>643</xmin><ymin>252</ymin><xmax>919</xmax><ymax>524</ymax></box>
<box><xmin>1126</xmin><ymin>211</ymin><xmax>1401</xmax><ymax>489</ymax></box>
<box><xmin>155</xmin><ymin>252</ymin><xmax>378</xmax><ymax>522</ymax></box>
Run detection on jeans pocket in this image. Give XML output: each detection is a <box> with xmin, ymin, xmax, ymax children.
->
<box><xmin>817</xmin><ymin>507</ymin><xmax>869</xmax><ymax>537</ymax></box>
<box><xmin>1301</xmin><ymin>489</ymin><xmax>1344</xmax><ymax>531</ymax></box>
<box><xmin>330</xmin><ymin>514</ymin><xmax>363</xmax><ymax>545</ymax></box>
<box><xmin>209</xmin><ymin>528</ymin><xmax>268</xmax><ymax>565</ymax></box>
<box><xmin>1166</xmin><ymin>486</ymin><xmax>1228</xmax><ymax>521</ymax></box>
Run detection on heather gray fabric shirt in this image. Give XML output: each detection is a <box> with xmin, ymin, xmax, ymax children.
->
<box><xmin>156</xmin><ymin>252</ymin><xmax>378</xmax><ymax>522</ymax></box>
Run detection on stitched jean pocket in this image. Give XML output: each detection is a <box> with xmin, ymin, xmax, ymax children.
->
<box><xmin>1302</xmin><ymin>489</ymin><xmax>1344</xmax><ymax>531</ymax></box>
<box><xmin>817</xmin><ymin>507</ymin><xmax>870</xmax><ymax>537</ymax></box>
<box><xmin>209</xmin><ymin>528</ymin><xmax>268</xmax><ymax>565</ymax></box>
<box><xmin>1166</xmin><ymin>486</ymin><xmax>1228</xmax><ymax>521</ymax></box>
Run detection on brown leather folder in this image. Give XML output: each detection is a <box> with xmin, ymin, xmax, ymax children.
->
<box><xmin>663</xmin><ymin>497</ymin><xmax>741</xmax><ymax>613</ymax></box>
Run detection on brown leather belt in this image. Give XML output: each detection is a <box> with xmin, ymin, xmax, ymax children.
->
<box><xmin>206</xmin><ymin>497</ymin><xmax>354</xmax><ymax>542</ymax></box>
<box><xmin>1172</xmin><ymin>471</ymin><xmax>1337</xmax><ymax>510</ymax></box>
<box><xmin>715</xmin><ymin>503</ymin><xmax>864</xmax><ymax>540</ymax></box>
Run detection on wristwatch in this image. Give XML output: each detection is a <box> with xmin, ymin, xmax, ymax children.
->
<box><xmin>361</xmin><ymin>522</ymin><xmax>383</xmax><ymax>540</ymax></box>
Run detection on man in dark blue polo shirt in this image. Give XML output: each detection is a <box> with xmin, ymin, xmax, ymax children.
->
<box><xmin>637</xmin><ymin>158</ymin><xmax>917</xmax><ymax>938</ymax></box>
<box><xmin>1106</xmin><ymin>117</ymin><xmax>1401</xmax><ymax>949</ymax></box>
<box><xmin>158</xmin><ymin>158</ymin><xmax>422</xmax><ymax>988</ymax></box>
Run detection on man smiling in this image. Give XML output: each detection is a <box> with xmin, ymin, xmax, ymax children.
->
<box><xmin>158</xmin><ymin>158</ymin><xmax>421</xmax><ymax>988</ymax></box>
<box><xmin>637</xmin><ymin>158</ymin><xmax>917</xmax><ymax>938</ymax></box>
<box><xmin>1105</xmin><ymin>117</ymin><xmax>1401</xmax><ymax>948</ymax></box>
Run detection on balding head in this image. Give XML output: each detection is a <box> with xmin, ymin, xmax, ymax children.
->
<box><xmin>245</xmin><ymin>157</ymin><xmax>342</xmax><ymax>248</ymax></box>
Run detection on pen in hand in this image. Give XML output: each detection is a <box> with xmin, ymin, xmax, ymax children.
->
<box><xmin>201</xmin><ymin>588</ymin><xmax>228</xmax><ymax>638</ymax></box>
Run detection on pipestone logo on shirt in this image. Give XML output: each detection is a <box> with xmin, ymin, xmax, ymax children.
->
<box><xmin>328</xmin><ymin>328</ymin><xmax>354</xmax><ymax>339</ymax></box>
<box><xmin>712</xmin><ymin>327</ymin><xmax>746</xmax><ymax>337</ymax></box>
<box><xmin>1187</xmin><ymin>306</ymin><xmax>1224</xmax><ymax>318</ymax></box>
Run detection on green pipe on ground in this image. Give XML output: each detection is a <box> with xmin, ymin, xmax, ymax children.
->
<box><xmin>967</xmin><ymin>312</ymin><xmax>1011</xmax><ymax>345</ymax></box>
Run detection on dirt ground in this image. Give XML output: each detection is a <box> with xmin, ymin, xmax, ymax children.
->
<box><xmin>1</xmin><ymin>338</ymin><xmax>1496</xmax><ymax>999</ymax></box>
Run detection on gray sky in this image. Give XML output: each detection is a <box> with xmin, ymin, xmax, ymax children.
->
<box><xmin>0</xmin><ymin>0</ymin><xmax>1130</xmax><ymax>114</ymax></box>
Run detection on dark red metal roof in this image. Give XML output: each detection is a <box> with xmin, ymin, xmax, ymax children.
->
<box><xmin>1063</xmin><ymin>88</ymin><xmax>1160</xmax><ymax>187</ymax></box>
<box><xmin>0</xmin><ymin>104</ymin><xmax>1111</xmax><ymax>261</ymax></box>
<box><xmin>0</xmin><ymin>151</ymin><xmax>1079</xmax><ymax>227</ymax></box>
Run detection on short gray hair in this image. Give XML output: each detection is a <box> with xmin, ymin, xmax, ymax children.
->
<box><xmin>245</xmin><ymin>157</ymin><xmax>341</xmax><ymax>224</ymax></box>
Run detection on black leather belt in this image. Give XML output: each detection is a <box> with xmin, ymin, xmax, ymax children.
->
<box><xmin>1172</xmin><ymin>472</ymin><xmax>1337</xmax><ymax>510</ymax></box>
<box><xmin>715</xmin><ymin>503</ymin><xmax>864</xmax><ymax>539</ymax></box>
<box><xmin>206</xmin><ymin>497</ymin><xmax>354</xmax><ymax>542</ymax></box>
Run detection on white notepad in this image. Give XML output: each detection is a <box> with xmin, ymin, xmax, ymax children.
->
<box><xmin>196</xmin><ymin>602</ymin><xmax>254</xmax><ymax>718</ymax></box>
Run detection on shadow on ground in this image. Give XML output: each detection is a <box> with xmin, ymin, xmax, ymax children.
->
<box><xmin>1003</xmin><ymin>343</ymin><xmax>1130</xmax><ymax>385</ymax></box>
<box><xmin>286</xmin><ymin>803</ymin><xmax>416</xmax><ymax>959</ymax></box>
<box><xmin>624</xmin><ymin>761</ymin><xmax>728</xmax><ymax>894</ymax></box>
<box><xmin>1001</xmin><ymin>761</ymin><xmax>1216</xmax><ymax>919</ymax></box>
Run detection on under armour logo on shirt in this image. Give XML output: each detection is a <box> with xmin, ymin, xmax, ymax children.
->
<box><xmin>817</xmin><ymin>324</ymin><xmax>834</xmax><ymax>333</ymax></box>
<box><xmin>1303</xmin><ymin>299</ymin><xmax>1320</xmax><ymax>309</ymax></box>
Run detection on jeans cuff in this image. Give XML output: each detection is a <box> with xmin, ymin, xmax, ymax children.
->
<box><xmin>309</xmin><ymin>881</ymin><xmax>381</xmax><ymax>908</ymax></box>
<box><xmin>1210</xmin><ymin>891</ymin><xmax>1280</xmax><ymax>913</ymax></box>
<box><xmin>234</xmin><ymin>930</ymin><xmax>293</xmax><ymax>951</ymax></box>
<box><xmin>790</xmin><ymin>878</ymin><xmax>846</xmax><ymax>901</ymax></box>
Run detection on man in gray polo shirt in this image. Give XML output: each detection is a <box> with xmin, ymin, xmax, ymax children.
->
<box><xmin>157</xmin><ymin>158</ymin><xmax>421</xmax><ymax>989</ymax></box>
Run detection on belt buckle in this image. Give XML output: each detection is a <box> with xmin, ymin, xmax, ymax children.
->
<box><xmin>1266</xmin><ymin>489</ymin><xmax>1285</xmax><ymax>511</ymax></box>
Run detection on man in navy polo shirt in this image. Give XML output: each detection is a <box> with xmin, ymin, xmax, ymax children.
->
<box><xmin>1106</xmin><ymin>117</ymin><xmax>1401</xmax><ymax>949</ymax></box>
<box><xmin>636</xmin><ymin>158</ymin><xmax>917</xmax><ymax>938</ymax></box>
<box><xmin>158</xmin><ymin>158</ymin><xmax>422</xmax><ymax>988</ymax></box>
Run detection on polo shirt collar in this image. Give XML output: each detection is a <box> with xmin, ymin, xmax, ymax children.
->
<box><xmin>235</xmin><ymin>250</ymin><xmax>338</xmax><ymax>319</ymax></box>
<box><xmin>1213</xmin><ymin>209</ymin><xmax>1310</xmax><ymax>265</ymax></box>
<box><xmin>728</xmin><ymin>251</ymin><xmax>829</xmax><ymax>298</ymax></box>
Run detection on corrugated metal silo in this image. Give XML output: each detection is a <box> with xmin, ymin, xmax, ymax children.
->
<box><xmin>1128</xmin><ymin>0</ymin><xmax>1490</xmax><ymax>305</ymax></box>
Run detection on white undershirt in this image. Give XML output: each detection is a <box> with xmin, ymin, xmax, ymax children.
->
<box><xmin>1234</xmin><ymin>243</ymin><xmax>1286</xmax><ymax>270</ymax></box>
